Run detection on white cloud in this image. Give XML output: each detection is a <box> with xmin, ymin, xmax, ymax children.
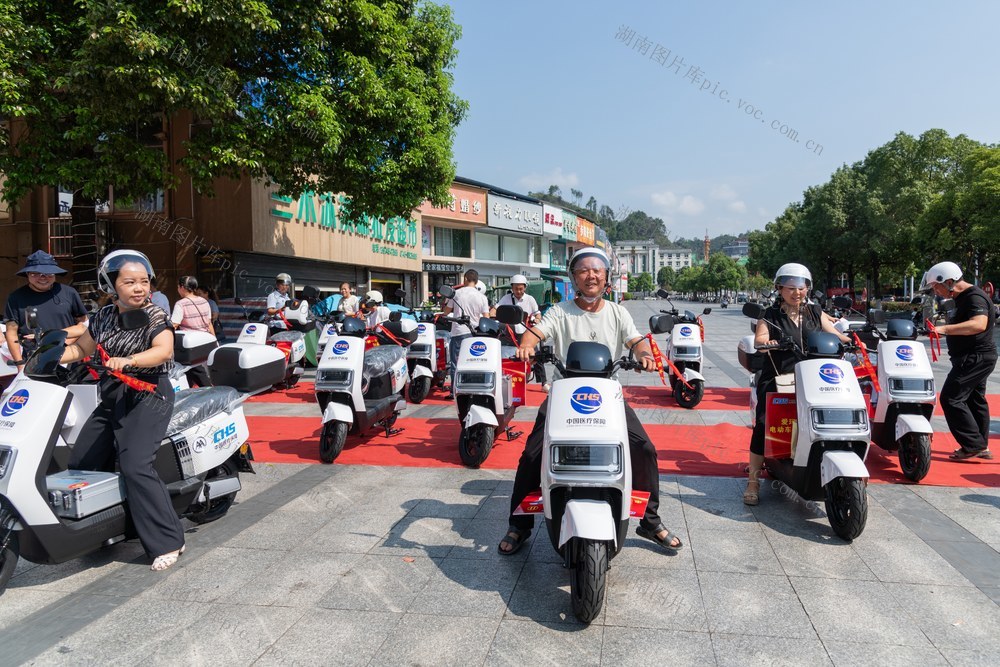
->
<box><xmin>517</xmin><ymin>167</ymin><xmax>579</xmax><ymax>192</ymax></box>
<box><xmin>710</xmin><ymin>184</ymin><xmax>738</xmax><ymax>201</ymax></box>
<box><xmin>651</xmin><ymin>190</ymin><xmax>678</xmax><ymax>208</ymax></box>
<box><xmin>728</xmin><ymin>200</ymin><xmax>747</xmax><ymax>213</ymax></box>
<box><xmin>678</xmin><ymin>195</ymin><xmax>705</xmax><ymax>215</ymax></box>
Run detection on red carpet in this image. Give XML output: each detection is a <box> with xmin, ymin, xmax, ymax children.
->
<box><xmin>245</xmin><ymin>416</ymin><xmax>999</xmax><ymax>488</ymax></box>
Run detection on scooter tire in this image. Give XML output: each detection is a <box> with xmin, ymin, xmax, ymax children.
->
<box><xmin>824</xmin><ymin>477</ymin><xmax>868</xmax><ymax>541</ymax></box>
<box><xmin>409</xmin><ymin>376</ymin><xmax>430</xmax><ymax>404</ymax></box>
<box><xmin>458</xmin><ymin>424</ymin><xmax>494</xmax><ymax>468</ymax></box>
<box><xmin>187</xmin><ymin>461</ymin><xmax>239</xmax><ymax>525</ymax></box>
<box><xmin>898</xmin><ymin>433</ymin><xmax>931</xmax><ymax>483</ymax></box>
<box><xmin>675</xmin><ymin>379</ymin><xmax>704</xmax><ymax>409</ymax></box>
<box><xmin>320</xmin><ymin>421</ymin><xmax>349</xmax><ymax>463</ymax></box>
<box><xmin>0</xmin><ymin>530</ymin><xmax>18</xmax><ymax>596</ymax></box>
<box><xmin>570</xmin><ymin>538</ymin><xmax>608</xmax><ymax>624</ymax></box>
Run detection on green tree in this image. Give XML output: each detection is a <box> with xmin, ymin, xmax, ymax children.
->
<box><xmin>656</xmin><ymin>265</ymin><xmax>675</xmax><ymax>288</ymax></box>
<box><xmin>548</xmin><ymin>184</ymin><xmax>562</xmax><ymax>198</ymax></box>
<box><xmin>0</xmin><ymin>0</ymin><xmax>467</xmax><ymax>220</ymax></box>
<box><xmin>629</xmin><ymin>272</ymin><xmax>655</xmax><ymax>293</ymax></box>
<box><xmin>704</xmin><ymin>252</ymin><xmax>744</xmax><ymax>294</ymax></box>
<box><xmin>570</xmin><ymin>188</ymin><xmax>583</xmax><ymax>206</ymax></box>
<box><xmin>585</xmin><ymin>196</ymin><xmax>597</xmax><ymax>214</ymax></box>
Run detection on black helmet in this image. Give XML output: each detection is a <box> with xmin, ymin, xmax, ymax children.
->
<box><xmin>885</xmin><ymin>319</ymin><xmax>916</xmax><ymax>340</ymax></box>
<box><xmin>806</xmin><ymin>331</ymin><xmax>843</xmax><ymax>358</ymax></box>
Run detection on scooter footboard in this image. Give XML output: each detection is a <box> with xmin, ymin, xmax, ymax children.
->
<box><xmin>557</xmin><ymin>499</ymin><xmax>617</xmax><ymax>549</ymax></box>
<box><xmin>820</xmin><ymin>450</ymin><xmax>869</xmax><ymax>487</ymax></box>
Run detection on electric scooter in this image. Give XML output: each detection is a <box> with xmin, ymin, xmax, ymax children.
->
<box><xmin>168</xmin><ymin>330</ymin><xmax>218</xmax><ymax>392</ymax></box>
<box><xmin>740</xmin><ymin>303</ymin><xmax>871</xmax><ymax>541</ymax></box>
<box><xmin>654</xmin><ymin>289</ymin><xmax>711</xmax><ymax>408</ymax></box>
<box><xmin>0</xmin><ymin>314</ymin><xmax>260</xmax><ymax>594</ymax></box>
<box><xmin>314</xmin><ymin>315</ymin><xmax>418</xmax><ymax>463</ymax></box>
<box><xmin>513</xmin><ymin>342</ymin><xmax>648</xmax><ymax>623</ymax></box>
<box><xmin>452</xmin><ymin>305</ymin><xmax>527</xmax><ymax>467</ymax></box>
<box><xmin>221</xmin><ymin>295</ymin><xmax>311</xmax><ymax>391</ymax></box>
<box><xmin>0</xmin><ymin>323</ymin><xmax>16</xmax><ymax>395</ymax></box>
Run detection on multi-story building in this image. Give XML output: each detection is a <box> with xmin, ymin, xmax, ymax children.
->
<box><xmin>722</xmin><ymin>238</ymin><xmax>750</xmax><ymax>259</ymax></box>
<box><xmin>613</xmin><ymin>239</ymin><xmax>659</xmax><ymax>277</ymax></box>
<box><xmin>658</xmin><ymin>246</ymin><xmax>694</xmax><ymax>271</ymax></box>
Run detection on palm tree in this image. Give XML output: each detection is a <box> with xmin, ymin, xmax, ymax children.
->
<box><xmin>570</xmin><ymin>188</ymin><xmax>583</xmax><ymax>205</ymax></box>
<box><xmin>586</xmin><ymin>196</ymin><xmax>597</xmax><ymax>213</ymax></box>
<box><xmin>548</xmin><ymin>184</ymin><xmax>561</xmax><ymax>198</ymax></box>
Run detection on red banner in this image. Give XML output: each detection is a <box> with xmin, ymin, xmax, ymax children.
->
<box><xmin>764</xmin><ymin>393</ymin><xmax>797</xmax><ymax>459</ymax></box>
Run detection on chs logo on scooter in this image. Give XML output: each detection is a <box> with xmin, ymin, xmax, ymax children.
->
<box><xmin>679</xmin><ymin>326</ymin><xmax>693</xmax><ymax>337</ymax></box>
<box><xmin>470</xmin><ymin>341</ymin><xmax>487</xmax><ymax>357</ymax></box>
<box><xmin>1</xmin><ymin>389</ymin><xmax>29</xmax><ymax>417</ymax></box>
<box><xmin>246</xmin><ymin>324</ymin><xmax>257</xmax><ymax>333</ymax></box>
<box><xmin>570</xmin><ymin>386</ymin><xmax>603</xmax><ymax>414</ymax></box>
<box><xmin>895</xmin><ymin>345</ymin><xmax>914</xmax><ymax>361</ymax></box>
<box><xmin>332</xmin><ymin>340</ymin><xmax>350</xmax><ymax>355</ymax></box>
<box><xmin>819</xmin><ymin>363</ymin><xmax>844</xmax><ymax>385</ymax></box>
<box><xmin>326</xmin><ymin>325</ymin><xmax>337</xmax><ymax>335</ymax></box>
<box><xmin>417</xmin><ymin>324</ymin><xmax>427</xmax><ymax>334</ymax></box>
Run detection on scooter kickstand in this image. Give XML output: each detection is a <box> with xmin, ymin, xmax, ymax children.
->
<box><xmin>384</xmin><ymin>425</ymin><xmax>404</xmax><ymax>437</ymax></box>
<box><xmin>505</xmin><ymin>428</ymin><xmax>523</xmax><ymax>441</ymax></box>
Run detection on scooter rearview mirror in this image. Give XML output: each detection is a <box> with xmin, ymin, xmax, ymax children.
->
<box><xmin>832</xmin><ymin>296</ymin><xmax>853</xmax><ymax>309</ymax></box>
<box><xmin>25</xmin><ymin>306</ymin><xmax>39</xmax><ymax>330</ymax></box>
<box><xmin>702</xmin><ymin>308</ymin><xmax>712</xmax><ymax>315</ymax></box>
<box><xmin>656</xmin><ymin>288</ymin><xmax>670</xmax><ymax>299</ymax></box>
<box><xmin>742</xmin><ymin>302</ymin><xmax>765</xmax><ymax>320</ymax></box>
<box><xmin>118</xmin><ymin>308</ymin><xmax>150</xmax><ymax>331</ymax></box>
<box><xmin>388</xmin><ymin>311</ymin><xmax>402</xmax><ymax>322</ymax></box>
<box><xmin>910</xmin><ymin>296</ymin><xmax>923</xmax><ymax>305</ymax></box>
<box><xmin>394</xmin><ymin>288</ymin><xmax>406</xmax><ymax>299</ymax></box>
<box><xmin>494</xmin><ymin>305</ymin><xmax>523</xmax><ymax>325</ymax></box>
<box><xmin>301</xmin><ymin>285</ymin><xmax>320</xmax><ymax>302</ymax></box>
<box><xmin>438</xmin><ymin>285</ymin><xmax>455</xmax><ymax>299</ymax></box>
<box><xmin>648</xmin><ymin>314</ymin><xmax>674</xmax><ymax>335</ymax></box>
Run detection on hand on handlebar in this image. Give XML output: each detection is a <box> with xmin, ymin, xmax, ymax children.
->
<box><xmin>515</xmin><ymin>344</ymin><xmax>536</xmax><ymax>361</ymax></box>
<box><xmin>637</xmin><ymin>354</ymin><xmax>657</xmax><ymax>373</ymax></box>
<box><xmin>105</xmin><ymin>356</ymin><xmax>134</xmax><ymax>372</ymax></box>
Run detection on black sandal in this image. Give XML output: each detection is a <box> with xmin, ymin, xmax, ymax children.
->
<box><xmin>636</xmin><ymin>523</ymin><xmax>683</xmax><ymax>551</ymax></box>
<box><xmin>497</xmin><ymin>526</ymin><xmax>530</xmax><ymax>555</ymax></box>
<box><xmin>950</xmin><ymin>448</ymin><xmax>993</xmax><ymax>460</ymax></box>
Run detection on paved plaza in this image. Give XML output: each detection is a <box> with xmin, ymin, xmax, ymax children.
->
<box><xmin>3</xmin><ymin>301</ymin><xmax>999</xmax><ymax>666</ymax></box>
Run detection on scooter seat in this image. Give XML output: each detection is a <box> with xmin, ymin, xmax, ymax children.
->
<box><xmin>167</xmin><ymin>386</ymin><xmax>240</xmax><ymax>436</ymax></box>
<box><xmin>363</xmin><ymin>346</ymin><xmax>407</xmax><ymax>378</ymax></box>
<box><xmin>270</xmin><ymin>331</ymin><xmax>305</xmax><ymax>343</ymax></box>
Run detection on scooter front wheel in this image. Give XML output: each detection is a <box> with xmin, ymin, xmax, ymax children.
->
<box><xmin>0</xmin><ymin>530</ymin><xmax>18</xmax><ymax>595</ymax></box>
<box><xmin>188</xmin><ymin>461</ymin><xmax>239</xmax><ymax>524</ymax></box>
<box><xmin>570</xmin><ymin>538</ymin><xmax>608</xmax><ymax>624</ymax></box>
<box><xmin>824</xmin><ymin>477</ymin><xmax>868</xmax><ymax>541</ymax></box>
<box><xmin>897</xmin><ymin>433</ymin><xmax>931</xmax><ymax>483</ymax></box>
<box><xmin>675</xmin><ymin>379</ymin><xmax>705</xmax><ymax>409</ymax></box>
<box><xmin>458</xmin><ymin>424</ymin><xmax>494</xmax><ymax>468</ymax></box>
<box><xmin>409</xmin><ymin>376</ymin><xmax>430</xmax><ymax>404</ymax></box>
<box><xmin>320</xmin><ymin>421</ymin><xmax>349</xmax><ymax>463</ymax></box>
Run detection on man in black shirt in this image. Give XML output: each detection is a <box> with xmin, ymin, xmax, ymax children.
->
<box><xmin>3</xmin><ymin>250</ymin><xmax>88</xmax><ymax>366</ymax></box>
<box><xmin>921</xmin><ymin>261</ymin><xmax>997</xmax><ymax>460</ymax></box>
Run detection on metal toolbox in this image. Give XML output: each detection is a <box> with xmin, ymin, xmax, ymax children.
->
<box><xmin>46</xmin><ymin>470</ymin><xmax>125</xmax><ymax>519</ymax></box>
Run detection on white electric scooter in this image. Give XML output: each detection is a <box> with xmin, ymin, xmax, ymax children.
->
<box><xmin>314</xmin><ymin>315</ymin><xmax>418</xmax><ymax>463</ymax></box>
<box><xmin>654</xmin><ymin>289</ymin><xmax>711</xmax><ymax>408</ymax></box>
<box><xmin>0</xmin><ymin>315</ymin><xmax>260</xmax><ymax>594</ymax></box>
<box><xmin>223</xmin><ymin>296</ymin><xmax>310</xmax><ymax>390</ymax></box>
<box><xmin>514</xmin><ymin>342</ymin><xmax>648</xmax><ymax>623</ymax></box>
<box><xmin>741</xmin><ymin>303</ymin><xmax>872</xmax><ymax>541</ymax></box>
<box><xmin>168</xmin><ymin>330</ymin><xmax>218</xmax><ymax>392</ymax></box>
<box><xmin>451</xmin><ymin>305</ymin><xmax>527</xmax><ymax>467</ymax></box>
<box><xmin>0</xmin><ymin>323</ymin><xmax>16</xmax><ymax>395</ymax></box>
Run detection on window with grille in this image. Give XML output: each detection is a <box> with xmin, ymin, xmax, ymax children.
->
<box><xmin>48</xmin><ymin>218</ymin><xmax>74</xmax><ymax>258</ymax></box>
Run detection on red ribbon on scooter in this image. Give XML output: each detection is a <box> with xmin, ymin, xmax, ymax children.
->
<box><xmin>850</xmin><ymin>332</ymin><xmax>881</xmax><ymax>394</ymax></box>
<box><xmin>94</xmin><ymin>343</ymin><xmax>159</xmax><ymax>394</ymax></box>
<box><xmin>925</xmin><ymin>319</ymin><xmax>942</xmax><ymax>362</ymax></box>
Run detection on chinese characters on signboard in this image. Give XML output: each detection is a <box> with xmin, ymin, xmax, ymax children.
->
<box><xmin>487</xmin><ymin>194</ymin><xmax>542</xmax><ymax>235</ymax></box>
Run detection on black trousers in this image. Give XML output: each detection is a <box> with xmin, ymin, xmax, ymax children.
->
<box><xmin>941</xmin><ymin>351</ymin><xmax>997</xmax><ymax>453</ymax></box>
<box><xmin>508</xmin><ymin>399</ymin><xmax>663</xmax><ymax>532</ymax></box>
<box><xmin>749</xmin><ymin>377</ymin><xmax>776</xmax><ymax>456</ymax></box>
<box><xmin>69</xmin><ymin>375</ymin><xmax>184</xmax><ymax>557</ymax></box>
<box><xmin>185</xmin><ymin>365</ymin><xmax>213</xmax><ymax>388</ymax></box>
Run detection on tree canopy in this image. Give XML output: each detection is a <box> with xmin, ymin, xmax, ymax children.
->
<box><xmin>0</xmin><ymin>0</ymin><xmax>467</xmax><ymax>218</ymax></box>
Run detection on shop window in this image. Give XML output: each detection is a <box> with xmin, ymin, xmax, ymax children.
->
<box><xmin>434</xmin><ymin>227</ymin><xmax>471</xmax><ymax>258</ymax></box>
<box><xmin>476</xmin><ymin>232</ymin><xmax>500</xmax><ymax>261</ymax></box>
<box><xmin>504</xmin><ymin>236</ymin><xmax>528</xmax><ymax>264</ymax></box>
<box><xmin>48</xmin><ymin>218</ymin><xmax>73</xmax><ymax>258</ymax></box>
<box><xmin>532</xmin><ymin>237</ymin><xmax>543</xmax><ymax>264</ymax></box>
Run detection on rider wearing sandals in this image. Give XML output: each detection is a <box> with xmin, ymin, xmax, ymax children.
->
<box><xmin>497</xmin><ymin>247</ymin><xmax>683</xmax><ymax>555</ymax></box>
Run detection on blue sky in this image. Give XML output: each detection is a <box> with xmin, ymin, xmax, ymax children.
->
<box><xmin>443</xmin><ymin>0</ymin><xmax>1000</xmax><ymax>239</ymax></box>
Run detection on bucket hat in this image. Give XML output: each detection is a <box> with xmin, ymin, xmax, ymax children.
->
<box><xmin>16</xmin><ymin>250</ymin><xmax>67</xmax><ymax>276</ymax></box>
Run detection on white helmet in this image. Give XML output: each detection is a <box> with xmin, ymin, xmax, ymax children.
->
<box><xmin>510</xmin><ymin>274</ymin><xmax>528</xmax><ymax>285</ymax></box>
<box><xmin>569</xmin><ymin>247</ymin><xmax>611</xmax><ymax>274</ymax></box>
<box><xmin>276</xmin><ymin>273</ymin><xmax>292</xmax><ymax>285</ymax></box>
<box><xmin>365</xmin><ymin>290</ymin><xmax>384</xmax><ymax>304</ymax></box>
<box><xmin>773</xmin><ymin>263</ymin><xmax>812</xmax><ymax>289</ymax></box>
<box><xmin>919</xmin><ymin>261</ymin><xmax>962</xmax><ymax>292</ymax></box>
<box><xmin>475</xmin><ymin>281</ymin><xmax>487</xmax><ymax>294</ymax></box>
<box><xmin>98</xmin><ymin>249</ymin><xmax>155</xmax><ymax>295</ymax></box>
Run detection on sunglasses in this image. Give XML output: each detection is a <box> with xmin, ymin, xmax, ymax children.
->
<box><xmin>27</xmin><ymin>272</ymin><xmax>56</xmax><ymax>278</ymax></box>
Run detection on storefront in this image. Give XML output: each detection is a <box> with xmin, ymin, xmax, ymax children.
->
<box><xmin>473</xmin><ymin>191</ymin><xmax>543</xmax><ymax>292</ymax></box>
<box><xmin>417</xmin><ymin>181</ymin><xmax>488</xmax><ymax>301</ymax></box>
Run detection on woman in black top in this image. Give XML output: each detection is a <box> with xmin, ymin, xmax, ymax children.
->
<box><xmin>744</xmin><ymin>263</ymin><xmax>850</xmax><ymax>506</ymax></box>
<box><xmin>60</xmin><ymin>250</ymin><xmax>185</xmax><ymax>571</ymax></box>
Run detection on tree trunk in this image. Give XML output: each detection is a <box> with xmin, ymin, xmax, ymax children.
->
<box><xmin>70</xmin><ymin>190</ymin><xmax>99</xmax><ymax>291</ymax></box>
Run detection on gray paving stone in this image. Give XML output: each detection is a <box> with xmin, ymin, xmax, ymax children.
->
<box><xmin>316</xmin><ymin>553</ymin><xmax>441</xmax><ymax>612</ymax></box>
<box><xmin>255</xmin><ymin>609</ymin><xmax>402</xmax><ymax>666</ymax></box>
<box><xmin>852</xmin><ymin>535</ymin><xmax>975</xmax><ymax>587</ymax></box>
<box><xmin>604</xmin><ymin>567</ymin><xmax>707</xmax><ymax>631</ymax></box>
<box><xmin>450</xmin><ymin>518</ymin><xmax>532</xmax><ymax>560</ymax></box>
<box><xmin>711</xmin><ymin>632</ymin><xmax>833</xmax><ymax>666</ymax></box>
<box><xmin>407</xmin><ymin>555</ymin><xmax>524</xmax><ymax>617</ymax></box>
<box><xmin>141</xmin><ymin>546</ymin><xmax>286</xmax><ymax>604</ymax></box>
<box><xmin>7</xmin><ymin>540</ymin><xmax>147</xmax><ymax>593</ymax></box>
<box><xmin>689</xmin><ymin>526</ymin><xmax>784</xmax><ymax>575</ymax></box>
<box><xmin>790</xmin><ymin>576</ymin><xmax>932</xmax><ymax>647</ymax></box>
<box><xmin>372</xmin><ymin>514</ymin><xmax>472</xmax><ymax>558</ymax></box>
<box><xmin>304</xmin><ymin>513</ymin><xmax>398</xmax><ymax>554</ymax></box>
<box><xmin>762</xmin><ymin>529</ymin><xmax>877</xmax><ymax>580</ymax></box>
<box><xmin>371</xmin><ymin>613</ymin><xmax>500</xmax><ymax>666</ymax></box>
<box><xmin>0</xmin><ymin>588</ymin><xmax>65</xmax><ymax>632</ymax></box>
<box><xmin>223</xmin><ymin>510</ymin><xmax>332</xmax><ymax>551</ymax></box>
<box><xmin>885</xmin><ymin>582</ymin><xmax>1000</xmax><ymax>652</ymax></box>
<box><xmin>505</xmin><ymin>561</ymin><xmax>596</xmax><ymax>625</ymax></box>
<box><xmin>699</xmin><ymin>570</ymin><xmax>816</xmax><ymax>638</ymax></box>
<box><xmin>485</xmin><ymin>618</ymin><xmax>604</xmax><ymax>666</ymax></box>
<box><xmin>610</xmin><ymin>529</ymin><xmax>697</xmax><ymax>571</ymax></box>
<box><xmin>219</xmin><ymin>549</ymin><xmax>365</xmax><ymax>607</ymax></box>
<box><xmin>141</xmin><ymin>604</ymin><xmax>306</xmax><ymax>666</ymax></box>
<box><xmin>681</xmin><ymin>494</ymin><xmax>763</xmax><ymax>532</ymax></box>
<box><xmin>922</xmin><ymin>540</ymin><xmax>1000</xmax><ymax>593</ymax></box>
<box><xmin>937</xmin><ymin>646</ymin><xmax>1000</xmax><ymax>667</ymax></box>
<box><xmin>599</xmin><ymin>627</ymin><xmax>715</xmax><ymax>666</ymax></box>
<box><xmin>822</xmin><ymin>640</ymin><xmax>949</xmax><ymax>667</ymax></box>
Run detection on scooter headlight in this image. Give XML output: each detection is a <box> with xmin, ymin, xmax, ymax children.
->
<box><xmin>408</xmin><ymin>344</ymin><xmax>432</xmax><ymax>356</ymax></box>
<box><xmin>888</xmin><ymin>377</ymin><xmax>934</xmax><ymax>398</ymax></box>
<box><xmin>316</xmin><ymin>369</ymin><xmax>353</xmax><ymax>389</ymax></box>
<box><xmin>811</xmin><ymin>408</ymin><xmax>868</xmax><ymax>431</ymax></box>
<box><xmin>551</xmin><ymin>444</ymin><xmax>622</xmax><ymax>474</ymax></box>
<box><xmin>455</xmin><ymin>371</ymin><xmax>495</xmax><ymax>391</ymax></box>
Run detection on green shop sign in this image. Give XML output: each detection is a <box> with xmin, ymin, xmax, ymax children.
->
<box><xmin>270</xmin><ymin>191</ymin><xmax>419</xmax><ymax>249</ymax></box>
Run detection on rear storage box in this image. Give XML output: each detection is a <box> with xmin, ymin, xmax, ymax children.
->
<box><xmin>174</xmin><ymin>330</ymin><xmax>219</xmax><ymax>366</ymax></box>
<box><xmin>46</xmin><ymin>470</ymin><xmax>124</xmax><ymax>519</ymax></box>
<box><xmin>207</xmin><ymin>343</ymin><xmax>286</xmax><ymax>392</ymax></box>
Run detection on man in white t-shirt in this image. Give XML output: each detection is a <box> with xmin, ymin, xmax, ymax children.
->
<box><xmin>497</xmin><ymin>247</ymin><xmax>683</xmax><ymax>556</ymax></box>
<box><xmin>266</xmin><ymin>273</ymin><xmax>292</xmax><ymax>334</ymax></box>
<box><xmin>363</xmin><ymin>290</ymin><xmax>392</xmax><ymax>328</ymax></box>
<box><xmin>492</xmin><ymin>274</ymin><xmax>547</xmax><ymax>389</ymax></box>
<box><xmin>442</xmin><ymin>269</ymin><xmax>490</xmax><ymax>395</ymax></box>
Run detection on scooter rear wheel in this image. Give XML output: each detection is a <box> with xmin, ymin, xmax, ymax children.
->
<box><xmin>675</xmin><ymin>379</ymin><xmax>704</xmax><ymax>409</ymax></box>
<box><xmin>409</xmin><ymin>376</ymin><xmax>430</xmax><ymax>404</ymax></box>
<box><xmin>898</xmin><ymin>433</ymin><xmax>931</xmax><ymax>483</ymax></box>
<box><xmin>570</xmin><ymin>538</ymin><xmax>608</xmax><ymax>623</ymax></box>
<box><xmin>824</xmin><ymin>477</ymin><xmax>868</xmax><ymax>541</ymax></box>
<box><xmin>0</xmin><ymin>530</ymin><xmax>18</xmax><ymax>596</ymax></box>
<box><xmin>320</xmin><ymin>421</ymin><xmax>349</xmax><ymax>463</ymax></box>
<box><xmin>458</xmin><ymin>424</ymin><xmax>494</xmax><ymax>468</ymax></box>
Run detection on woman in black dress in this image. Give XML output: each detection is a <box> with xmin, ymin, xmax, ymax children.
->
<box><xmin>60</xmin><ymin>250</ymin><xmax>185</xmax><ymax>571</ymax></box>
